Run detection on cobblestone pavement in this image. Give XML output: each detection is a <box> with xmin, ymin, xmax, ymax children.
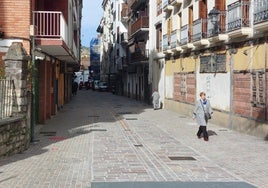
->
<box><xmin>0</xmin><ymin>90</ymin><xmax>267</xmax><ymax>188</ymax></box>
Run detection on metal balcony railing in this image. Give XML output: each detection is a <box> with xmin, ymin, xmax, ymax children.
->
<box><xmin>33</xmin><ymin>11</ymin><xmax>79</xmax><ymax>58</ymax></box>
<box><xmin>170</xmin><ymin>29</ymin><xmax>180</xmax><ymax>49</ymax></box>
<box><xmin>163</xmin><ymin>34</ymin><xmax>170</xmax><ymax>51</ymax></box>
<box><xmin>33</xmin><ymin>11</ymin><xmax>68</xmax><ymax>41</ymax></box>
<box><xmin>180</xmin><ymin>24</ymin><xmax>192</xmax><ymax>45</ymax></box>
<box><xmin>192</xmin><ymin>18</ymin><xmax>207</xmax><ymax>42</ymax></box>
<box><xmin>131</xmin><ymin>49</ymin><xmax>149</xmax><ymax>62</ymax></box>
<box><xmin>254</xmin><ymin>0</ymin><xmax>268</xmax><ymax>24</ymax></box>
<box><xmin>207</xmin><ymin>11</ymin><xmax>226</xmax><ymax>37</ymax></box>
<box><xmin>227</xmin><ymin>0</ymin><xmax>250</xmax><ymax>32</ymax></box>
<box><xmin>131</xmin><ymin>16</ymin><xmax>149</xmax><ymax>35</ymax></box>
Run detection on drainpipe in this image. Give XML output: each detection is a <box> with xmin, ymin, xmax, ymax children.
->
<box><xmin>265</xmin><ymin>38</ymin><xmax>267</xmax><ymax>120</ymax></box>
<box><xmin>229</xmin><ymin>48</ymin><xmax>236</xmax><ymax>130</ymax></box>
<box><xmin>30</xmin><ymin>35</ymin><xmax>36</xmax><ymax>142</ymax></box>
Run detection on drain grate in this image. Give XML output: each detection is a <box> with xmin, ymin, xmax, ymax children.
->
<box><xmin>88</xmin><ymin>115</ymin><xmax>100</xmax><ymax>118</ymax></box>
<box><xmin>219</xmin><ymin>129</ymin><xmax>228</xmax><ymax>131</ymax></box>
<box><xmin>89</xmin><ymin>129</ymin><xmax>107</xmax><ymax>132</ymax></box>
<box><xmin>125</xmin><ymin>118</ymin><xmax>138</xmax><ymax>120</ymax></box>
<box><xmin>134</xmin><ymin>144</ymin><xmax>143</xmax><ymax>147</ymax></box>
<box><xmin>118</xmin><ymin>112</ymin><xmax>133</xmax><ymax>114</ymax></box>
<box><xmin>40</xmin><ymin>131</ymin><xmax>56</xmax><ymax>136</ymax></box>
<box><xmin>168</xmin><ymin>156</ymin><xmax>196</xmax><ymax>161</ymax></box>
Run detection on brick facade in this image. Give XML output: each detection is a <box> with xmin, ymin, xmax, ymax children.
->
<box><xmin>174</xmin><ymin>73</ymin><xmax>196</xmax><ymax>104</ymax></box>
<box><xmin>233</xmin><ymin>72</ymin><xmax>268</xmax><ymax>121</ymax></box>
<box><xmin>0</xmin><ymin>0</ymin><xmax>31</xmax><ymax>52</ymax></box>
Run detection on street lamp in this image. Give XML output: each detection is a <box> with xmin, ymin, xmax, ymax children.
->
<box><xmin>208</xmin><ymin>7</ymin><xmax>220</xmax><ymax>35</ymax></box>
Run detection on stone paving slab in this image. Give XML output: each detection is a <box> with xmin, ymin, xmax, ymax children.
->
<box><xmin>0</xmin><ymin>90</ymin><xmax>267</xmax><ymax>188</ymax></box>
<box><xmin>91</xmin><ymin>181</ymin><xmax>256</xmax><ymax>188</ymax></box>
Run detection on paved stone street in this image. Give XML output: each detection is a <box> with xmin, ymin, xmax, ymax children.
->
<box><xmin>0</xmin><ymin>90</ymin><xmax>267</xmax><ymax>188</ymax></box>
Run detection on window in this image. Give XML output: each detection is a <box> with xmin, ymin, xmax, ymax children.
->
<box><xmin>156</xmin><ymin>24</ymin><xmax>162</xmax><ymax>52</ymax></box>
<box><xmin>200</xmin><ymin>53</ymin><xmax>226</xmax><ymax>73</ymax></box>
<box><xmin>252</xmin><ymin>71</ymin><xmax>265</xmax><ymax>107</ymax></box>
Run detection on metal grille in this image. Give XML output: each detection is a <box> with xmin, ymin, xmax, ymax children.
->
<box><xmin>0</xmin><ymin>80</ymin><xmax>15</xmax><ymax>119</ymax></box>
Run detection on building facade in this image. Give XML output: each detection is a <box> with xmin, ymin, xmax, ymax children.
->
<box><xmin>98</xmin><ymin>0</ymin><xmax>268</xmax><ymax>137</ymax></box>
<box><xmin>0</xmin><ymin>0</ymin><xmax>82</xmax><ymax>124</ymax></box>
<box><xmin>162</xmin><ymin>0</ymin><xmax>268</xmax><ymax>137</ymax></box>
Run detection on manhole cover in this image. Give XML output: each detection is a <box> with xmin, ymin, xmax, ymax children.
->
<box><xmin>125</xmin><ymin>118</ymin><xmax>138</xmax><ymax>120</ymax></box>
<box><xmin>40</xmin><ymin>131</ymin><xmax>56</xmax><ymax>136</ymax></box>
<box><xmin>89</xmin><ymin>129</ymin><xmax>107</xmax><ymax>132</ymax></box>
<box><xmin>168</xmin><ymin>156</ymin><xmax>196</xmax><ymax>161</ymax></box>
<box><xmin>134</xmin><ymin>144</ymin><xmax>143</xmax><ymax>147</ymax></box>
<box><xmin>118</xmin><ymin>112</ymin><xmax>133</xmax><ymax>114</ymax></box>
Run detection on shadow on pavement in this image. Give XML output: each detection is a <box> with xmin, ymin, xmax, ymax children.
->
<box><xmin>0</xmin><ymin>90</ymin><xmax>151</xmax><ymax>166</ymax></box>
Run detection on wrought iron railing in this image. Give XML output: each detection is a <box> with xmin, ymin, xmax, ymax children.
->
<box><xmin>180</xmin><ymin>24</ymin><xmax>192</xmax><ymax>45</ymax></box>
<box><xmin>192</xmin><ymin>18</ymin><xmax>207</xmax><ymax>42</ymax></box>
<box><xmin>227</xmin><ymin>0</ymin><xmax>250</xmax><ymax>32</ymax></box>
<box><xmin>130</xmin><ymin>49</ymin><xmax>149</xmax><ymax>62</ymax></box>
<box><xmin>254</xmin><ymin>0</ymin><xmax>268</xmax><ymax>24</ymax></box>
<box><xmin>131</xmin><ymin>16</ymin><xmax>149</xmax><ymax>35</ymax></box>
<box><xmin>207</xmin><ymin>11</ymin><xmax>226</xmax><ymax>37</ymax></box>
<box><xmin>163</xmin><ymin>34</ymin><xmax>170</xmax><ymax>51</ymax></box>
<box><xmin>0</xmin><ymin>80</ymin><xmax>16</xmax><ymax>119</ymax></box>
<box><xmin>170</xmin><ymin>29</ymin><xmax>180</xmax><ymax>49</ymax></box>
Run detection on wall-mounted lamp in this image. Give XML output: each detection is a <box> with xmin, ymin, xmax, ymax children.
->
<box><xmin>208</xmin><ymin>7</ymin><xmax>220</xmax><ymax>35</ymax></box>
<box><xmin>243</xmin><ymin>46</ymin><xmax>256</xmax><ymax>56</ymax></box>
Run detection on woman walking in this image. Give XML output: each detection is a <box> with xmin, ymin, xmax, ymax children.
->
<box><xmin>193</xmin><ymin>92</ymin><xmax>213</xmax><ymax>141</ymax></box>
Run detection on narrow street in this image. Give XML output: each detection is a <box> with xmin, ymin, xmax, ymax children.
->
<box><xmin>0</xmin><ymin>90</ymin><xmax>267</xmax><ymax>188</ymax></box>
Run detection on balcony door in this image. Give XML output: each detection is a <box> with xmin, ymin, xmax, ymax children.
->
<box><xmin>188</xmin><ymin>6</ymin><xmax>193</xmax><ymax>42</ymax></box>
<box><xmin>215</xmin><ymin>0</ymin><xmax>226</xmax><ymax>33</ymax></box>
<box><xmin>199</xmin><ymin>0</ymin><xmax>207</xmax><ymax>19</ymax></box>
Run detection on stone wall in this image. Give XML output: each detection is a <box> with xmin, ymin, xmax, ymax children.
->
<box><xmin>0</xmin><ymin>42</ymin><xmax>31</xmax><ymax>157</ymax></box>
<box><xmin>0</xmin><ymin>117</ymin><xmax>30</xmax><ymax>157</ymax></box>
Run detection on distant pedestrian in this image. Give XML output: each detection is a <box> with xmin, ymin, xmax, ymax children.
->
<box><xmin>193</xmin><ymin>92</ymin><xmax>213</xmax><ymax>141</ymax></box>
<box><xmin>151</xmin><ymin>88</ymin><xmax>160</xmax><ymax>110</ymax></box>
<box><xmin>72</xmin><ymin>81</ymin><xmax>78</xmax><ymax>96</ymax></box>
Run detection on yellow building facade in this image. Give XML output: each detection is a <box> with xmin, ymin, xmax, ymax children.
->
<box><xmin>161</xmin><ymin>0</ymin><xmax>268</xmax><ymax>138</ymax></box>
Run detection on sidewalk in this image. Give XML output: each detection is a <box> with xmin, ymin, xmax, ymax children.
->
<box><xmin>0</xmin><ymin>90</ymin><xmax>267</xmax><ymax>188</ymax></box>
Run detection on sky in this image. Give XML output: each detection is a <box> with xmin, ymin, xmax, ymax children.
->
<box><xmin>81</xmin><ymin>0</ymin><xmax>103</xmax><ymax>47</ymax></box>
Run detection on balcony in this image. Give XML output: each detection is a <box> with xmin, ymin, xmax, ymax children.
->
<box><xmin>227</xmin><ymin>0</ymin><xmax>253</xmax><ymax>39</ymax></box>
<box><xmin>180</xmin><ymin>25</ymin><xmax>194</xmax><ymax>49</ymax></box>
<box><xmin>163</xmin><ymin>34</ymin><xmax>172</xmax><ymax>54</ymax></box>
<box><xmin>32</xmin><ymin>11</ymin><xmax>78</xmax><ymax>63</ymax></box>
<box><xmin>169</xmin><ymin>0</ymin><xmax>183</xmax><ymax>6</ymax></box>
<box><xmin>130</xmin><ymin>49</ymin><xmax>149</xmax><ymax>63</ymax></box>
<box><xmin>131</xmin><ymin>16</ymin><xmax>149</xmax><ymax>37</ymax></box>
<box><xmin>192</xmin><ymin>18</ymin><xmax>209</xmax><ymax>47</ymax></box>
<box><xmin>130</xmin><ymin>0</ymin><xmax>147</xmax><ymax>11</ymax></box>
<box><xmin>121</xmin><ymin>3</ymin><xmax>128</xmax><ymax>23</ymax></box>
<box><xmin>254</xmin><ymin>0</ymin><xmax>268</xmax><ymax>32</ymax></box>
<box><xmin>120</xmin><ymin>32</ymin><xmax>128</xmax><ymax>46</ymax></box>
<box><xmin>207</xmin><ymin>11</ymin><xmax>228</xmax><ymax>43</ymax></box>
<box><xmin>170</xmin><ymin>29</ymin><xmax>182</xmax><ymax>52</ymax></box>
<box><xmin>157</xmin><ymin>1</ymin><xmax>162</xmax><ymax>16</ymax></box>
<box><xmin>163</xmin><ymin>0</ymin><xmax>173</xmax><ymax>13</ymax></box>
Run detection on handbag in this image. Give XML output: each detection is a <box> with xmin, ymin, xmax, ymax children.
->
<box><xmin>200</xmin><ymin>100</ymin><xmax>211</xmax><ymax>120</ymax></box>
